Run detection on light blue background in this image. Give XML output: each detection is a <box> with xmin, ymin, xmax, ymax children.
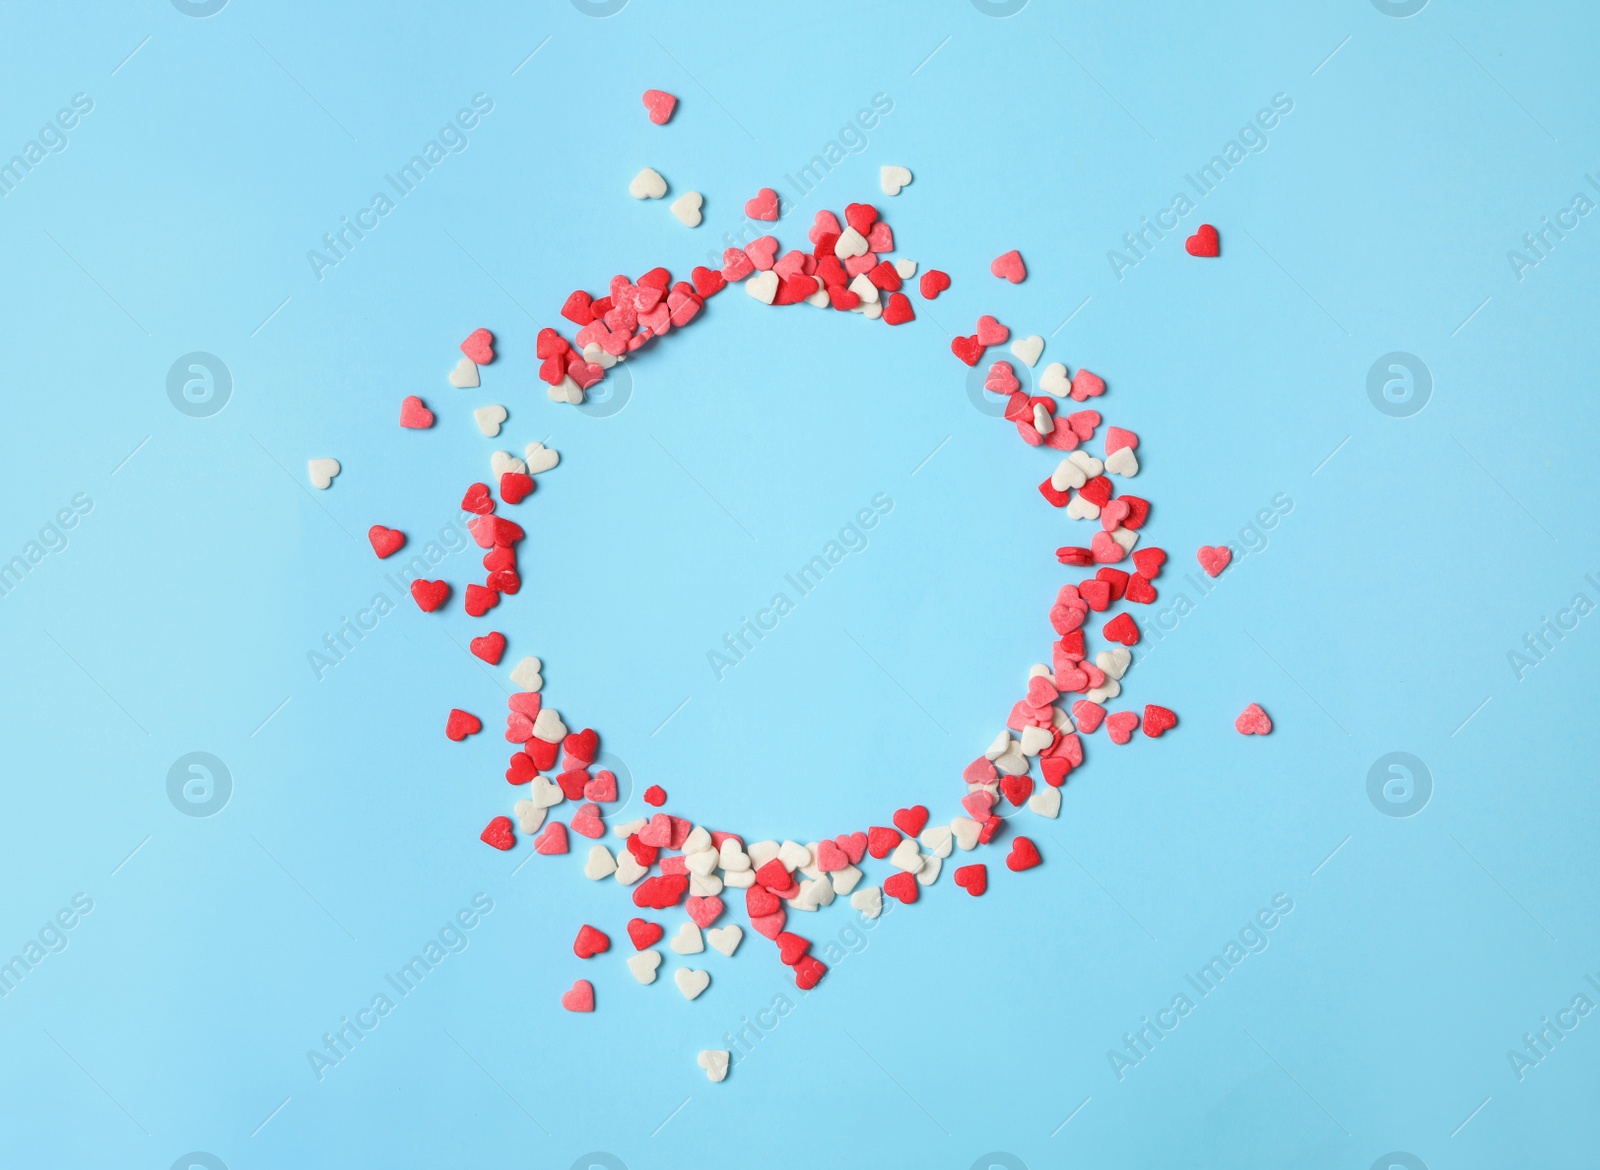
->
<box><xmin>1</xmin><ymin>1</ymin><xmax>1596</xmax><ymax>1167</ymax></box>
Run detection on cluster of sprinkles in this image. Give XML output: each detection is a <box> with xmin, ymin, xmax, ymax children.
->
<box><xmin>319</xmin><ymin>89</ymin><xmax>1271</xmax><ymax>1083</ymax></box>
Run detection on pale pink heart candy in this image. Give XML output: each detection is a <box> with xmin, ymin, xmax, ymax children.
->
<box><xmin>638</xmin><ymin>813</ymin><xmax>672</xmax><ymax>847</ymax></box>
<box><xmin>1101</xmin><ymin>499</ymin><xmax>1131</xmax><ymax>531</ymax></box>
<box><xmin>750</xmin><ymin>910</ymin><xmax>786</xmax><ymax>939</ymax></box>
<box><xmin>844</xmin><ymin>251</ymin><xmax>878</xmax><ymax>277</ymax></box>
<box><xmin>976</xmin><ymin>315</ymin><xmax>1009</xmax><ymax>346</ymax></box>
<box><xmin>744</xmin><ymin>236</ymin><xmax>779</xmax><ymax>270</ymax></box>
<box><xmin>1070</xmin><ymin>368</ymin><xmax>1106</xmax><ymax>400</ymax></box>
<box><xmin>533</xmin><ymin>821</ymin><xmax>568</xmax><ymax>855</ymax></box>
<box><xmin>687</xmin><ymin>895</ymin><xmax>724</xmax><ymax>928</ymax></box>
<box><xmin>866</xmin><ymin>222</ymin><xmax>893</xmax><ymax>252</ymax></box>
<box><xmin>990</xmin><ymin>248</ymin><xmax>1026</xmax><ymax>283</ymax></box>
<box><xmin>984</xmin><ymin>361</ymin><xmax>1019</xmax><ymax>394</ymax></box>
<box><xmin>808</xmin><ymin>210</ymin><xmax>842</xmax><ymax>244</ymax></box>
<box><xmin>584</xmin><ymin>770</ymin><xmax>617</xmax><ymax>802</ymax></box>
<box><xmin>641</xmin><ymin>88</ymin><xmax>677</xmax><ymax>125</ymax></box>
<box><xmin>631</xmin><ymin>284</ymin><xmax>663</xmax><ymax>312</ymax></box>
<box><xmin>505</xmin><ymin>714</ymin><xmax>533</xmax><ymax>743</ymax></box>
<box><xmin>668</xmin><ymin>289</ymin><xmax>701</xmax><ymax>327</ymax></box>
<box><xmin>962</xmin><ymin>790</ymin><xmax>995</xmax><ymax>820</ymax></box>
<box><xmin>773</xmin><ymin>249</ymin><xmax>807</xmax><ymax>280</ymax></box>
<box><xmin>962</xmin><ymin>757</ymin><xmax>998</xmax><ymax>784</ymax></box>
<box><xmin>1067</xmin><ymin>410</ymin><xmax>1101</xmax><ymax>441</ymax></box>
<box><xmin>815</xmin><ymin>839</ymin><xmax>849</xmax><ymax>872</ymax></box>
<box><xmin>639</xmin><ymin>302</ymin><xmax>671</xmax><ymax>336</ymax></box>
<box><xmin>571</xmin><ymin>803</ymin><xmax>604</xmax><ymax>839</ymax></box>
<box><xmin>1091</xmin><ymin>531</ymin><xmax>1126</xmax><ymax>563</ymax></box>
<box><xmin>1026</xmin><ymin>675</ymin><xmax>1060</xmax><ymax>705</ymax></box>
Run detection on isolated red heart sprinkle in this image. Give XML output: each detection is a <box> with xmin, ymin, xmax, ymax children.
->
<box><xmin>460</xmin><ymin>328</ymin><xmax>494</xmax><ymax>364</ymax></box>
<box><xmin>641</xmin><ymin>88</ymin><xmax>677</xmax><ymax>125</ymax></box>
<box><xmin>445</xmin><ymin>709</ymin><xmax>481</xmax><ymax>741</ymax></box>
<box><xmin>883</xmin><ymin>871</ymin><xmax>919</xmax><ymax>904</ymax></box>
<box><xmin>919</xmin><ymin>269</ymin><xmax>951</xmax><ymax>299</ymax></box>
<box><xmin>399</xmin><ymin>395</ymin><xmax>434</xmax><ymax>428</ymax></box>
<box><xmin>1185</xmin><ymin>223</ymin><xmax>1220</xmax><ymax>257</ymax></box>
<box><xmin>892</xmin><ymin>805</ymin><xmax>929</xmax><ymax>838</ymax></box>
<box><xmin>643</xmin><ymin>785</ymin><xmax>666</xmax><ymax>806</ymax></box>
<box><xmin>479</xmin><ymin>816</ymin><xmax>514</xmax><ymax>851</ymax></box>
<box><xmin>953</xmin><ymin>863</ymin><xmax>988</xmax><ymax>896</ymax></box>
<box><xmin>367</xmin><ymin>525</ymin><xmax>405</xmax><ymax>559</ymax></box>
<box><xmin>410</xmin><ymin>579</ymin><xmax>449</xmax><ymax>612</ymax></box>
<box><xmin>574</xmin><ymin>924</ymin><xmax>610</xmax><ymax>958</ymax></box>
<box><xmin>1236</xmin><ymin>703</ymin><xmax>1273</xmax><ymax>735</ymax></box>
<box><xmin>468</xmin><ymin>633</ymin><xmax>505</xmax><ymax>667</ymax></box>
<box><xmin>1102</xmin><ymin>613</ymin><xmax>1140</xmax><ymax>646</ymax></box>
<box><xmin>951</xmin><ymin>335</ymin><xmax>984</xmax><ymax>366</ymax></box>
<box><xmin>881</xmin><ymin>292</ymin><xmax>915</xmax><ymax>325</ymax></box>
<box><xmin>1197</xmin><ymin>545</ymin><xmax>1232</xmax><ymax>577</ymax></box>
<box><xmin>1006</xmin><ymin>837</ymin><xmax>1041</xmax><ymax>871</ymax></box>
<box><xmin>1142</xmin><ymin>704</ymin><xmax>1178</xmax><ymax>738</ymax></box>
<box><xmin>627</xmin><ymin>918</ymin><xmax>664</xmax><ymax>950</ymax></box>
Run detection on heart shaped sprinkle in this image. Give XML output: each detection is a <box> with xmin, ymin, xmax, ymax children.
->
<box><xmin>479</xmin><ymin>816</ymin><xmax>514</xmax><ymax>851</ymax></box>
<box><xmin>573</xmin><ymin>924</ymin><xmax>610</xmax><ymax>958</ymax></box>
<box><xmin>473</xmin><ymin>404</ymin><xmax>506</xmax><ymax>436</ymax></box>
<box><xmin>670</xmin><ymin>191</ymin><xmax>703</xmax><ymax>227</ymax></box>
<box><xmin>1236</xmin><ymin>704</ymin><xmax>1273</xmax><ymax>735</ymax></box>
<box><xmin>1197</xmin><ymin>545</ymin><xmax>1233</xmax><ymax>577</ymax></box>
<box><xmin>641</xmin><ymin>88</ymin><xmax>677</xmax><ymax>124</ymax></box>
<box><xmin>629</xmin><ymin>167</ymin><xmax>667</xmax><ymax>199</ymax></box>
<box><xmin>560</xmin><ymin>979</ymin><xmax>594</xmax><ymax>1012</ymax></box>
<box><xmin>1006</xmin><ymin>837</ymin><xmax>1041</xmax><ymax>871</ymax></box>
<box><xmin>1185</xmin><ymin>223</ymin><xmax>1220</xmax><ymax>257</ymax></box>
<box><xmin>449</xmin><ymin>357</ymin><xmax>480</xmax><ymax>388</ymax></box>
<box><xmin>953</xmin><ymin>863</ymin><xmax>987</xmax><ymax>896</ymax></box>
<box><xmin>674</xmin><ymin>967</ymin><xmax>710</xmax><ymax>1000</ymax></box>
<box><xmin>444</xmin><ymin>709</ymin><xmax>481</xmax><ymax>741</ymax></box>
<box><xmin>399</xmin><ymin>395</ymin><xmax>434</xmax><ymax>428</ymax></box>
<box><xmin>627</xmin><ymin>950</ymin><xmax>661</xmax><ymax>985</ymax></box>
<box><xmin>744</xmin><ymin>187</ymin><xmax>780</xmax><ymax>221</ymax></box>
<box><xmin>697</xmin><ymin>1049</ymin><xmax>730</xmax><ymax>1082</ymax></box>
<box><xmin>410</xmin><ymin>579</ymin><xmax>449</xmax><ymax>612</ymax></box>
<box><xmin>307</xmin><ymin>458</ymin><xmax>340</xmax><ymax>490</ymax></box>
<box><xmin>460</xmin><ymin>328</ymin><xmax>494</xmax><ymax>364</ymax></box>
<box><xmin>1143</xmin><ymin>704</ymin><xmax>1178</xmax><ymax>738</ymax></box>
<box><xmin>1105</xmin><ymin>711</ymin><xmax>1140</xmax><ymax>745</ymax></box>
<box><xmin>879</xmin><ymin>165</ymin><xmax>912</xmax><ymax>195</ymax></box>
<box><xmin>990</xmin><ymin>249</ymin><xmax>1027</xmax><ymax>283</ymax></box>
<box><xmin>367</xmin><ymin>525</ymin><xmax>405</xmax><ymax>559</ymax></box>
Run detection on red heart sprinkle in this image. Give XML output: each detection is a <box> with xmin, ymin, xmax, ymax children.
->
<box><xmin>1102</xmin><ymin>613</ymin><xmax>1140</xmax><ymax>646</ymax></box>
<box><xmin>775</xmin><ymin>931</ymin><xmax>810</xmax><ymax>965</ymax></box>
<box><xmin>641</xmin><ymin>88</ymin><xmax>677</xmax><ymax>125</ymax></box>
<box><xmin>1185</xmin><ymin>223</ymin><xmax>1220</xmax><ymax>257</ymax></box>
<box><xmin>464</xmin><ymin>583</ymin><xmax>497</xmax><ymax>617</ymax></box>
<box><xmin>573</xmin><ymin>924</ymin><xmax>610</xmax><ymax>958</ymax></box>
<box><xmin>843</xmin><ymin>202</ymin><xmax>878</xmax><ymax>235</ymax></box>
<box><xmin>444</xmin><ymin>709</ymin><xmax>481</xmax><ymax>741</ymax></box>
<box><xmin>461</xmin><ymin>483</ymin><xmax>494</xmax><ymax>514</ymax></box>
<box><xmin>892</xmin><ymin>805</ymin><xmax>929</xmax><ymax>838</ymax></box>
<box><xmin>505</xmin><ymin>752</ymin><xmax>536</xmax><ymax>785</ymax></box>
<box><xmin>1125</xmin><ymin>574</ymin><xmax>1158</xmax><ymax>604</ymax></box>
<box><xmin>1079</xmin><ymin>476</ymin><xmax>1113</xmax><ymax>507</ymax></box>
<box><xmin>953</xmin><ymin>863</ymin><xmax>987</xmax><ymax>896</ymax></box>
<box><xmin>1006</xmin><ymin>837</ymin><xmax>1041</xmax><ymax>871</ymax></box>
<box><xmin>883</xmin><ymin>872</ymin><xmax>919</xmax><ymax>904</ymax></box>
<box><xmin>919</xmin><ymin>269</ymin><xmax>951</xmax><ymax>299</ymax></box>
<box><xmin>1133</xmin><ymin>548</ymin><xmax>1166</xmax><ymax>578</ymax></box>
<box><xmin>1000</xmin><ymin>775</ymin><xmax>1033</xmax><ymax>807</ymax></box>
<box><xmin>367</xmin><ymin>525</ymin><xmax>405</xmax><ymax>559</ymax></box>
<box><xmin>867</xmin><ymin>826</ymin><xmax>900</xmax><ymax>859</ymax></box>
<box><xmin>881</xmin><ymin>292</ymin><xmax>914</xmax><ymax>325</ymax></box>
<box><xmin>564</xmin><ymin>728</ymin><xmax>599</xmax><ymax>764</ymax></box>
<box><xmin>1143</xmin><ymin>705</ymin><xmax>1178</xmax><ymax>738</ymax></box>
<box><xmin>499</xmin><ymin>472</ymin><xmax>534</xmax><ymax>505</ymax></box>
<box><xmin>746</xmin><ymin>885</ymin><xmax>781</xmax><ymax>918</ymax></box>
<box><xmin>410</xmin><ymin>580</ymin><xmax>449</xmax><ymax>612</ymax></box>
<box><xmin>691</xmin><ymin>265</ymin><xmax>725</xmax><ymax>297</ymax></box>
<box><xmin>793</xmin><ymin>955</ymin><xmax>827</xmax><ymax>990</ymax></box>
<box><xmin>951</xmin><ymin>334</ymin><xmax>984</xmax><ymax>366</ymax></box>
<box><xmin>560</xmin><ymin>290</ymin><xmax>594</xmax><ymax>325</ymax></box>
<box><xmin>643</xmin><ymin>785</ymin><xmax>666</xmax><ymax>806</ymax></box>
<box><xmin>627</xmin><ymin>918</ymin><xmax>664</xmax><ymax>950</ymax></box>
<box><xmin>1106</xmin><ymin>711</ymin><xmax>1139</xmax><ymax>745</ymax></box>
<box><xmin>479</xmin><ymin>816</ymin><xmax>514</xmax><ymax>851</ymax></box>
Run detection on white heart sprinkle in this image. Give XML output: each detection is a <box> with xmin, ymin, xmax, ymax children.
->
<box><xmin>722</xmin><ymin>869</ymin><xmax>755</xmax><ymax>889</ymax></box>
<box><xmin>512</xmin><ymin>800</ymin><xmax>545</xmax><ymax>835</ymax></box>
<box><xmin>1098</xmin><ymin>648</ymin><xmax>1132</xmax><ymax>680</ymax></box>
<box><xmin>685</xmin><ymin>848</ymin><xmax>719</xmax><ymax>877</ymax></box>
<box><xmin>449</xmin><ymin>357</ymin><xmax>480</xmax><ymax>388</ymax></box>
<box><xmin>1087</xmin><ymin>678</ymin><xmax>1122</xmax><ymax>704</ymax></box>
<box><xmin>527</xmin><ymin>776</ymin><xmax>563</xmax><ymax>810</ymax></box>
<box><xmin>1011</xmin><ymin>335</ymin><xmax>1044</xmax><ymax>368</ymax></box>
<box><xmin>984</xmin><ymin>731</ymin><xmax>1011</xmax><ymax>761</ymax></box>
<box><xmin>919</xmin><ymin>825</ymin><xmax>954</xmax><ymax>858</ymax></box>
<box><xmin>670</xmin><ymin>191</ymin><xmax>703</xmax><ymax>227</ymax></box>
<box><xmin>1029</xmin><ymin>785</ymin><xmax>1062</xmax><ymax>818</ymax></box>
<box><xmin>670</xmin><ymin>922</ymin><xmax>704</xmax><ymax>955</ymax></box>
<box><xmin>1111</xmin><ymin>527</ymin><xmax>1138</xmax><ymax>553</ymax></box>
<box><xmin>848</xmin><ymin>273</ymin><xmax>879</xmax><ymax>305</ymax></box>
<box><xmin>582</xmin><ymin>341</ymin><xmax>616</xmax><ymax>369</ymax></box>
<box><xmin>849</xmin><ymin>886</ymin><xmax>882</xmax><ymax>919</ymax></box>
<box><xmin>627</xmin><ymin>949</ymin><xmax>662</xmax><ymax>985</ymax></box>
<box><xmin>629</xmin><ymin>167</ymin><xmax>667</xmax><ymax>199</ymax></box>
<box><xmin>674</xmin><ymin>967</ymin><xmax>710</xmax><ymax>1000</ymax></box>
<box><xmin>951</xmin><ymin>817</ymin><xmax>981</xmax><ymax>851</ymax></box>
<box><xmin>307</xmin><ymin>458</ymin><xmax>340</xmax><ymax>490</ymax></box>
<box><xmin>1038</xmin><ymin>362</ymin><xmax>1072</xmax><ymax>397</ymax></box>
<box><xmin>778</xmin><ymin>840</ymin><xmax>812</xmax><ymax>871</ymax></box>
<box><xmin>490</xmin><ymin>450</ymin><xmax>526</xmax><ymax>478</ymax></box>
<box><xmin>583</xmin><ymin>845</ymin><xmax>616</xmax><ymax>880</ymax></box>
<box><xmin>1051</xmin><ymin>459</ymin><xmax>1087</xmax><ymax>492</ymax></box>
<box><xmin>473</xmin><ymin>404</ymin><xmax>506</xmax><ymax>437</ymax></box>
<box><xmin>829</xmin><ymin>864</ymin><xmax>863</xmax><ymax>895</ymax></box>
<box><xmin>509</xmin><ymin>656</ymin><xmax>543</xmax><ymax>692</ymax></box>
<box><xmin>1068</xmin><ymin>451</ymin><xmax>1104</xmax><ymax>477</ymax></box>
<box><xmin>890</xmin><ymin>837</ymin><xmax>925</xmax><ymax>874</ymax></box>
<box><xmin>706</xmin><ymin>925</ymin><xmax>742</xmax><ymax>957</ymax></box>
<box><xmin>1032</xmin><ymin>403</ymin><xmax>1055</xmax><ymax>435</ymax></box>
<box><xmin>747</xmin><ymin>841</ymin><xmax>780</xmax><ymax>868</ymax></box>
<box><xmin>1019</xmin><ymin>725</ymin><xmax>1053</xmax><ymax>756</ymax></box>
<box><xmin>531</xmin><ymin>708</ymin><xmax>566</xmax><ymax>741</ymax></box>
<box><xmin>1105</xmin><ymin>446</ymin><xmax>1139</xmax><ymax>476</ymax></box>
<box><xmin>745</xmin><ymin>270</ymin><xmax>779</xmax><ymax>304</ymax></box>
<box><xmin>894</xmin><ymin>258</ymin><xmax>917</xmax><ymax>279</ymax></box>
<box><xmin>689</xmin><ymin>872</ymin><xmax>724</xmax><ymax>896</ymax></box>
<box><xmin>994</xmin><ymin>749</ymin><xmax>1029</xmax><ymax>776</ymax></box>
<box><xmin>1066</xmin><ymin>496</ymin><xmax>1100</xmax><ymax>521</ymax></box>
<box><xmin>523</xmin><ymin>441</ymin><xmax>559</xmax><ymax>475</ymax></box>
<box><xmin>719</xmin><ymin>839</ymin><xmax>752</xmax><ymax>872</ymax></box>
<box><xmin>879</xmin><ymin>165</ymin><xmax>913</xmax><ymax>196</ymax></box>
<box><xmin>613</xmin><ymin>852</ymin><xmax>647</xmax><ymax>885</ymax></box>
<box><xmin>548</xmin><ymin>377</ymin><xmax>584</xmax><ymax>405</ymax></box>
<box><xmin>697</xmin><ymin>1049</ymin><xmax>730</xmax><ymax>1083</ymax></box>
<box><xmin>834</xmin><ymin>226</ymin><xmax>868</xmax><ymax>259</ymax></box>
<box><xmin>916</xmin><ymin>854</ymin><xmax>942</xmax><ymax>886</ymax></box>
